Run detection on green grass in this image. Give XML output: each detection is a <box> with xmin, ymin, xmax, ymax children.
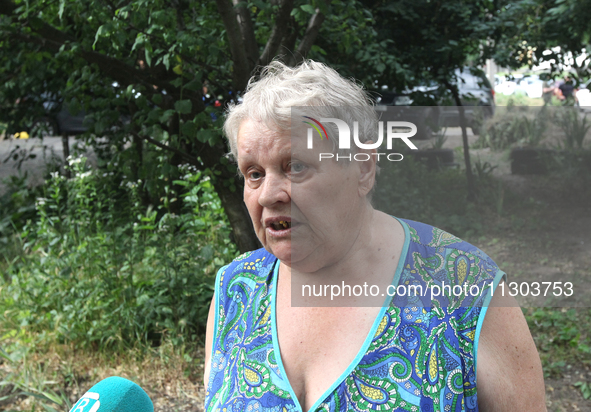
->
<box><xmin>495</xmin><ymin>91</ymin><xmax>545</xmax><ymax>106</ymax></box>
<box><xmin>525</xmin><ymin>308</ymin><xmax>591</xmax><ymax>379</ymax></box>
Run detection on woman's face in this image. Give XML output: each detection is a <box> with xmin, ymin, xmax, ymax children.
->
<box><xmin>236</xmin><ymin>118</ymin><xmax>375</xmax><ymax>271</ymax></box>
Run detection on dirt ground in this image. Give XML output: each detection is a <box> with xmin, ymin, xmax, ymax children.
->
<box><xmin>1</xmin><ymin>129</ymin><xmax>590</xmax><ymax>411</ymax></box>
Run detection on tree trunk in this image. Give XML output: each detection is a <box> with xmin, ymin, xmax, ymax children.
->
<box><xmin>62</xmin><ymin>133</ymin><xmax>70</xmax><ymax>178</ymax></box>
<box><xmin>196</xmin><ymin>141</ymin><xmax>261</xmax><ymax>254</ymax></box>
<box><xmin>212</xmin><ymin>172</ymin><xmax>261</xmax><ymax>253</ymax></box>
<box><xmin>445</xmin><ymin>81</ymin><xmax>477</xmax><ymax>201</ymax></box>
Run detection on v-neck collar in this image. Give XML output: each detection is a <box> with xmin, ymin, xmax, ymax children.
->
<box><xmin>269</xmin><ymin>217</ymin><xmax>411</xmax><ymax>412</ymax></box>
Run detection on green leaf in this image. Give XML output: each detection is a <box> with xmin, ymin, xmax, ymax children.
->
<box><xmin>180</xmin><ymin>121</ymin><xmax>198</xmax><ymax>137</ymax></box>
<box><xmin>151</xmin><ymin>94</ymin><xmax>163</xmax><ymax>105</ymax></box>
<box><xmin>197</xmin><ymin>129</ymin><xmax>214</xmax><ymax>143</ymax></box>
<box><xmin>159</xmin><ymin>109</ymin><xmax>175</xmax><ymax>123</ymax></box>
<box><xmin>170</xmin><ymin>78</ymin><xmax>183</xmax><ymax>88</ymax></box>
<box><xmin>184</xmin><ymin>77</ymin><xmax>202</xmax><ymax>92</ymax></box>
<box><xmin>175</xmin><ymin>100</ymin><xmax>192</xmax><ymax>114</ymax></box>
<box><xmin>131</xmin><ymin>33</ymin><xmax>144</xmax><ymax>53</ymax></box>
<box><xmin>93</xmin><ymin>25</ymin><xmax>106</xmax><ymax>50</ymax></box>
<box><xmin>301</xmin><ymin>4</ymin><xmax>316</xmax><ymax>14</ymax></box>
<box><xmin>145</xmin><ymin>42</ymin><xmax>153</xmax><ymax>67</ymax></box>
<box><xmin>58</xmin><ymin>0</ymin><xmax>65</xmax><ymax>20</ymax></box>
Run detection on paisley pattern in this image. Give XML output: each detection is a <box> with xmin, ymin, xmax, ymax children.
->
<box><xmin>205</xmin><ymin>219</ymin><xmax>504</xmax><ymax>412</ymax></box>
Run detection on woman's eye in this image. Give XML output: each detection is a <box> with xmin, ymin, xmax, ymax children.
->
<box><xmin>290</xmin><ymin>162</ymin><xmax>307</xmax><ymax>174</ymax></box>
<box><xmin>247</xmin><ymin>170</ymin><xmax>263</xmax><ymax>180</ymax></box>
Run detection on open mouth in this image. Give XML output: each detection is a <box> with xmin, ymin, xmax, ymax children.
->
<box><xmin>270</xmin><ymin>220</ymin><xmax>291</xmax><ymax>231</ymax></box>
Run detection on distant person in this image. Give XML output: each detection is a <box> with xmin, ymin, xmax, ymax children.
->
<box><xmin>558</xmin><ymin>76</ymin><xmax>577</xmax><ymax>106</ymax></box>
<box><xmin>542</xmin><ymin>78</ymin><xmax>556</xmax><ymax>105</ymax></box>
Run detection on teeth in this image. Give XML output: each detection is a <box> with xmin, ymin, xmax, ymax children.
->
<box><xmin>272</xmin><ymin>221</ymin><xmax>291</xmax><ymax>230</ymax></box>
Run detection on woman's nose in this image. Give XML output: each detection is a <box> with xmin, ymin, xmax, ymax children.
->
<box><xmin>258</xmin><ymin>172</ymin><xmax>290</xmax><ymax>207</ymax></box>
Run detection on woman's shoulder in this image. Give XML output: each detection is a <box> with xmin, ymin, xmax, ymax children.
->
<box><xmin>397</xmin><ymin>218</ymin><xmax>505</xmax><ymax>291</ymax></box>
<box><xmin>399</xmin><ymin>218</ymin><xmax>496</xmax><ymax>262</ymax></box>
<box><xmin>215</xmin><ymin>248</ymin><xmax>278</xmax><ymax>290</ymax></box>
<box><xmin>225</xmin><ymin>247</ymin><xmax>277</xmax><ymax>268</ymax></box>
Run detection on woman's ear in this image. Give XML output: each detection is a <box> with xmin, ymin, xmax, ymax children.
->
<box><xmin>357</xmin><ymin>146</ymin><xmax>377</xmax><ymax>197</ymax></box>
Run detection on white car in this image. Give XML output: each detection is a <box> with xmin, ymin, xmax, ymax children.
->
<box><xmin>577</xmin><ymin>81</ymin><xmax>591</xmax><ymax>110</ymax></box>
<box><xmin>495</xmin><ymin>80</ymin><xmax>517</xmax><ymax>96</ymax></box>
<box><xmin>516</xmin><ymin>76</ymin><xmax>544</xmax><ymax>98</ymax></box>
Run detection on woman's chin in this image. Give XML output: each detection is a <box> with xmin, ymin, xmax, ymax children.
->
<box><xmin>265</xmin><ymin>242</ymin><xmax>292</xmax><ymax>264</ymax></box>
<box><xmin>266</xmin><ymin>242</ymin><xmax>313</xmax><ymax>268</ymax></box>
<box><xmin>281</xmin><ymin>247</ymin><xmax>324</xmax><ymax>272</ymax></box>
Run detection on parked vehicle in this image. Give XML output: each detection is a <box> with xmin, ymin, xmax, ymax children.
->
<box><xmin>496</xmin><ymin>80</ymin><xmax>518</xmax><ymax>96</ymax></box>
<box><xmin>496</xmin><ymin>74</ymin><xmax>544</xmax><ymax>98</ymax></box>
<box><xmin>374</xmin><ymin>67</ymin><xmax>495</xmax><ymax>138</ymax></box>
<box><xmin>577</xmin><ymin>80</ymin><xmax>591</xmax><ymax>110</ymax></box>
<box><xmin>6</xmin><ymin>91</ymin><xmax>88</xmax><ymax>138</ymax></box>
<box><xmin>516</xmin><ymin>75</ymin><xmax>544</xmax><ymax>98</ymax></box>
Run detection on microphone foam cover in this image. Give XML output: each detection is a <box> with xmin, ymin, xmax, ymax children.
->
<box><xmin>69</xmin><ymin>376</ymin><xmax>154</xmax><ymax>412</ymax></box>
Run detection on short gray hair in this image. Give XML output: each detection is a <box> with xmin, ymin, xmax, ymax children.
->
<box><xmin>223</xmin><ymin>60</ymin><xmax>377</xmax><ymax>160</ymax></box>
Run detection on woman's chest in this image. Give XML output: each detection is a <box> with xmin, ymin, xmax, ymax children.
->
<box><xmin>275</xmin><ymin>304</ymin><xmax>383</xmax><ymax>411</ymax></box>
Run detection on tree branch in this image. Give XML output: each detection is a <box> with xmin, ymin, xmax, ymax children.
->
<box><xmin>133</xmin><ymin>131</ymin><xmax>200</xmax><ymax>166</ymax></box>
<box><xmin>215</xmin><ymin>0</ymin><xmax>251</xmax><ymax>91</ymax></box>
<box><xmin>172</xmin><ymin>0</ymin><xmax>187</xmax><ymax>31</ymax></box>
<box><xmin>258</xmin><ymin>0</ymin><xmax>294</xmax><ymax>66</ymax></box>
<box><xmin>281</xmin><ymin>17</ymin><xmax>300</xmax><ymax>66</ymax></box>
<box><xmin>232</xmin><ymin>0</ymin><xmax>259</xmax><ymax>67</ymax></box>
<box><xmin>7</xmin><ymin>28</ymin><xmax>204</xmax><ymax>114</ymax></box>
<box><xmin>294</xmin><ymin>7</ymin><xmax>325</xmax><ymax>65</ymax></box>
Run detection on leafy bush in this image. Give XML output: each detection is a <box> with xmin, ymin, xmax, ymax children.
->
<box><xmin>0</xmin><ymin>157</ymin><xmax>237</xmax><ymax>350</ymax></box>
<box><xmin>556</xmin><ymin>109</ymin><xmax>590</xmax><ymax>150</ymax></box>
<box><xmin>0</xmin><ymin>174</ymin><xmax>43</xmax><ymax>277</ymax></box>
<box><xmin>473</xmin><ymin>109</ymin><xmax>547</xmax><ymax>150</ymax></box>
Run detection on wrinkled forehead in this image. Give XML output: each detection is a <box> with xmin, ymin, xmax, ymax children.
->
<box><xmin>236</xmin><ymin>118</ymin><xmax>292</xmax><ymax>157</ymax></box>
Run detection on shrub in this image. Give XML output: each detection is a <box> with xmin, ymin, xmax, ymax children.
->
<box><xmin>556</xmin><ymin>109</ymin><xmax>590</xmax><ymax>150</ymax></box>
<box><xmin>473</xmin><ymin>109</ymin><xmax>547</xmax><ymax>151</ymax></box>
<box><xmin>0</xmin><ymin>157</ymin><xmax>237</xmax><ymax>350</ymax></box>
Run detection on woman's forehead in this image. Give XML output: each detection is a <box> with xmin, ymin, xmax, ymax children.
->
<box><xmin>237</xmin><ymin>119</ymin><xmax>292</xmax><ymax>156</ymax></box>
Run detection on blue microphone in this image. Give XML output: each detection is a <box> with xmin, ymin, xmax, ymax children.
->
<box><xmin>68</xmin><ymin>376</ymin><xmax>153</xmax><ymax>412</ymax></box>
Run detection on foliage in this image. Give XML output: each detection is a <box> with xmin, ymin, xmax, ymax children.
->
<box><xmin>556</xmin><ymin>109</ymin><xmax>590</xmax><ymax>150</ymax></box>
<box><xmin>543</xmin><ymin>149</ymin><xmax>591</xmax><ymax>189</ymax></box>
<box><xmin>0</xmin><ymin>341</ymin><xmax>71</xmax><ymax>412</ymax></box>
<box><xmin>525</xmin><ymin>308</ymin><xmax>591</xmax><ymax>379</ymax></box>
<box><xmin>574</xmin><ymin>381</ymin><xmax>591</xmax><ymax>400</ymax></box>
<box><xmin>0</xmin><ymin>0</ymin><xmax>383</xmax><ymax>253</ymax></box>
<box><xmin>0</xmin><ymin>336</ymin><xmax>204</xmax><ymax>411</ymax></box>
<box><xmin>473</xmin><ymin>109</ymin><xmax>547</xmax><ymax>150</ymax></box>
<box><xmin>492</xmin><ymin>0</ymin><xmax>591</xmax><ymax>79</ymax></box>
<box><xmin>360</xmin><ymin>0</ymin><xmax>517</xmax><ymax>201</ymax></box>
<box><xmin>495</xmin><ymin>92</ymin><xmax>544</xmax><ymax>107</ymax></box>
<box><xmin>0</xmin><ymin>157</ymin><xmax>238</xmax><ymax>351</ymax></box>
<box><xmin>430</xmin><ymin>127</ymin><xmax>448</xmax><ymax>150</ymax></box>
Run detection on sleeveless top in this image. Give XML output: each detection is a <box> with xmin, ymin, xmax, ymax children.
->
<box><xmin>204</xmin><ymin>218</ymin><xmax>505</xmax><ymax>412</ymax></box>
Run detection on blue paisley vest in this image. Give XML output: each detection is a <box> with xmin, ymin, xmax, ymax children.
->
<box><xmin>205</xmin><ymin>218</ymin><xmax>505</xmax><ymax>412</ymax></box>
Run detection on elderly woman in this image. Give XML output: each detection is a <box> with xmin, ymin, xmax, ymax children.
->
<box><xmin>204</xmin><ymin>61</ymin><xmax>546</xmax><ymax>412</ymax></box>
